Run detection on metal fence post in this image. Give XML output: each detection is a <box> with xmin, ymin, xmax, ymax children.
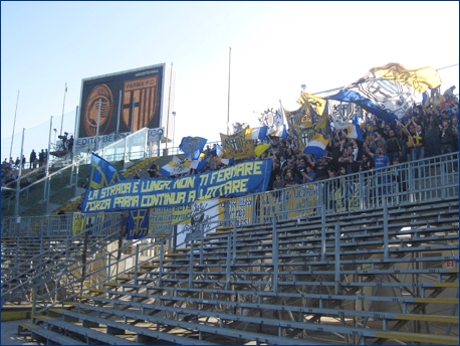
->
<box><xmin>226</xmin><ymin>234</ymin><xmax>231</xmax><ymax>290</ymax></box>
<box><xmin>188</xmin><ymin>242</ymin><xmax>194</xmax><ymax>288</ymax></box>
<box><xmin>232</xmin><ymin>220</ymin><xmax>237</xmax><ymax>263</ymax></box>
<box><xmin>272</xmin><ymin>213</ymin><xmax>278</xmax><ymax>293</ymax></box>
<box><xmin>335</xmin><ymin>222</ymin><xmax>340</xmax><ymax>295</ymax></box>
<box><xmin>383</xmin><ymin>198</ymin><xmax>389</xmax><ymax>260</ymax></box>
<box><xmin>321</xmin><ymin>206</ymin><xmax>326</xmax><ymax>262</ymax></box>
<box><xmin>158</xmin><ymin>241</ymin><xmax>164</xmax><ymax>287</ymax></box>
<box><xmin>134</xmin><ymin>244</ymin><xmax>140</xmax><ymax>286</ymax></box>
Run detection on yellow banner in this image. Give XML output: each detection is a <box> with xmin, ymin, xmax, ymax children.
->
<box><xmin>286</xmin><ymin>184</ymin><xmax>317</xmax><ymax>219</ymax></box>
<box><xmin>218</xmin><ymin>196</ymin><xmax>253</xmax><ymax>227</ymax></box>
<box><xmin>72</xmin><ymin>213</ymin><xmax>85</xmax><ymax>234</ymax></box>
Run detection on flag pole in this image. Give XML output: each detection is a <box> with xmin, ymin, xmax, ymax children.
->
<box><xmin>279</xmin><ymin>100</ymin><xmax>285</xmax><ymax>125</ymax></box>
<box><xmin>227</xmin><ymin>47</ymin><xmax>231</xmax><ymax>135</ymax></box>
<box><xmin>9</xmin><ymin>90</ymin><xmax>20</xmax><ymax>160</ymax></box>
<box><xmin>166</xmin><ymin>62</ymin><xmax>173</xmax><ymax>150</ymax></box>
<box><xmin>14</xmin><ymin>128</ymin><xmax>25</xmax><ymax>219</ymax></box>
<box><xmin>59</xmin><ymin>83</ymin><xmax>67</xmax><ymax>136</ymax></box>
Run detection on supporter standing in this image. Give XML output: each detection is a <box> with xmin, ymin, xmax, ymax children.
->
<box><xmin>439</xmin><ymin>109</ymin><xmax>452</xmax><ymax>126</ymax></box>
<box><xmin>285</xmin><ymin>171</ymin><xmax>301</xmax><ymax>187</ymax></box>
<box><xmin>424</xmin><ymin>114</ymin><xmax>441</xmax><ymax>159</ymax></box>
<box><xmin>147</xmin><ymin>160</ymin><xmax>159</xmax><ymax>178</ymax></box>
<box><xmin>279</xmin><ymin>156</ymin><xmax>288</xmax><ymax>178</ymax></box>
<box><xmin>272</xmin><ymin>174</ymin><xmax>286</xmax><ymax>194</ymax></box>
<box><xmin>337</xmin><ymin>146</ymin><xmax>354</xmax><ymax>175</ymax></box>
<box><xmin>303</xmin><ymin>165</ymin><xmax>316</xmax><ymax>183</ymax></box>
<box><xmin>410</xmin><ymin>124</ymin><xmax>425</xmax><ymax>178</ymax></box>
<box><xmin>38</xmin><ymin>149</ymin><xmax>46</xmax><ymax>167</ymax></box>
<box><xmin>363</xmin><ymin>144</ymin><xmax>390</xmax><ymax>169</ymax></box>
<box><xmin>386</xmin><ymin>129</ymin><xmax>402</xmax><ymax>162</ymax></box>
<box><xmin>363</xmin><ymin>145</ymin><xmax>390</xmax><ymax>199</ymax></box>
<box><xmin>67</xmin><ymin>135</ymin><xmax>74</xmax><ymax>153</ymax></box>
<box><xmin>440</xmin><ymin>120</ymin><xmax>455</xmax><ymax>154</ymax></box>
<box><xmin>358</xmin><ymin>153</ymin><xmax>373</xmax><ymax>208</ymax></box>
<box><xmin>451</xmin><ymin>116</ymin><xmax>458</xmax><ymax>152</ymax></box>
<box><xmin>14</xmin><ymin>157</ymin><xmax>20</xmax><ymax>170</ymax></box>
<box><xmin>311</xmin><ymin>156</ymin><xmax>329</xmax><ymax>181</ymax></box>
<box><xmin>29</xmin><ymin>150</ymin><xmax>36</xmax><ymax>169</ymax></box>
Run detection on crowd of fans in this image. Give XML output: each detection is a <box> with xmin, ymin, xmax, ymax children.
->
<box><xmin>160</xmin><ymin>89</ymin><xmax>458</xmax><ymax>193</ymax></box>
<box><xmin>1</xmin><ymin>130</ymin><xmax>75</xmax><ymax>189</ymax></box>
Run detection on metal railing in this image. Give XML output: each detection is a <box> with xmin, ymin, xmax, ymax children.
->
<box><xmin>223</xmin><ymin>152</ymin><xmax>459</xmax><ymax>225</ymax></box>
<box><xmin>1</xmin><ymin>214</ymin><xmax>122</xmax><ymax>306</ymax></box>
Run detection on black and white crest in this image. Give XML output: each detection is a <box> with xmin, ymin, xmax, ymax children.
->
<box><xmin>258</xmin><ymin>108</ymin><xmax>283</xmax><ymax>134</ymax></box>
<box><xmin>184</xmin><ymin>202</ymin><xmax>213</xmax><ymax>242</ymax></box>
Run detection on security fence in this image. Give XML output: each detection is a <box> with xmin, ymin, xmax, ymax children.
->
<box><xmin>224</xmin><ymin>152</ymin><xmax>459</xmax><ymax>225</ymax></box>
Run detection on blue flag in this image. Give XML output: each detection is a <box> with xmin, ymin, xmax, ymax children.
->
<box><xmin>328</xmin><ymin>89</ymin><xmax>398</xmax><ymax>125</ymax></box>
<box><xmin>179</xmin><ymin>136</ymin><xmax>208</xmax><ymax>160</ymax></box>
<box><xmin>86</xmin><ymin>153</ymin><xmax>125</xmax><ymax>191</ymax></box>
<box><xmin>125</xmin><ymin>209</ymin><xmax>149</xmax><ymax>240</ymax></box>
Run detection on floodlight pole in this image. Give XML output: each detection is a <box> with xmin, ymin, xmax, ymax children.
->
<box><xmin>227</xmin><ymin>47</ymin><xmax>231</xmax><ymax>135</ymax></box>
<box><xmin>59</xmin><ymin>83</ymin><xmax>67</xmax><ymax>136</ymax></box>
<box><xmin>165</xmin><ymin>62</ymin><xmax>173</xmax><ymax>151</ymax></box>
<box><xmin>10</xmin><ymin>90</ymin><xmax>20</xmax><ymax>160</ymax></box>
<box><xmin>14</xmin><ymin>128</ymin><xmax>25</xmax><ymax>219</ymax></box>
<box><xmin>172</xmin><ymin>112</ymin><xmax>176</xmax><ymax>151</ymax></box>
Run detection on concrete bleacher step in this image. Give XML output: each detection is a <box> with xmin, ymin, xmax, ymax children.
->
<box><xmin>50</xmin><ymin>308</ymin><xmax>216</xmax><ymax>345</ymax></box>
<box><xmin>69</xmin><ymin>303</ymin><xmax>321</xmax><ymax>345</ymax></box>
<box><xmin>123</xmin><ymin>284</ymin><xmax>458</xmax><ymax>319</ymax></box>
<box><xmin>18</xmin><ymin>321</ymin><xmax>87</xmax><ymax>345</ymax></box>
<box><xmin>34</xmin><ymin>315</ymin><xmax>142</xmax><ymax>345</ymax></box>
<box><xmin>90</xmin><ymin>290</ymin><xmax>459</xmax><ymax>331</ymax></box>
<box><xmin>102</xmin><ymin>281</ymin><xmax>119</xmax><ymax>288</ymax></box>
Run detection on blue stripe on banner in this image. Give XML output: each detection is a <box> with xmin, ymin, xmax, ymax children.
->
<box><xmin>328</xmin><ymin>90</ymin><xmax>398</xmax><ymax>125</ymax></box>
<box><xmin>304</xmin><ymin>146</ymin><xmax>324</xmax><ymax>157</ymax></box>
<box><xmin>377</xmin><ymin>79</ymin><xmax>398</xmax><ymax>94</ymax></box>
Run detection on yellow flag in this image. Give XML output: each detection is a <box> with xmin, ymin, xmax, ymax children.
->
<box><xmin>297</xmin><ymin>92</ymin><xmax>327</xmax><ymax>117</ymax></box>
<box><xmin>368</xmin><ymin>63</ymin><xmax>442</xmax><ymax>92</ymax></box>
<box><xmin>254</xmin><ymin>143</ymin><xmax>270</xmax><ymax>157</ymax></box>
<box><xmin>220</xmin><ymin>127</ymin><xmax>255</xmax><ymax>159</ymax></box>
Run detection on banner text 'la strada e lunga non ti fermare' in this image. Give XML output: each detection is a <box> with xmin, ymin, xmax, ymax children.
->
<box><xmin>83</xmin><ymin>160</ymin><xmax>272</xmax><ymax>213</ymax></box>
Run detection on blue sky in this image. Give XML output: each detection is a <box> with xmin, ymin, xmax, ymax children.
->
<box><xmin>1</xmin><ymin>1</ymin><xmax>459</xmax><ymax>159</ymax></box>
